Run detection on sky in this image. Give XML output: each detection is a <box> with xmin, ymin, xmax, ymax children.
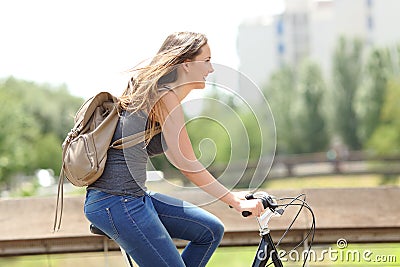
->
<box><xmin>0</xmin><ymin>0</ymin><xmax>284</xmax><ymax>98</ymax></box>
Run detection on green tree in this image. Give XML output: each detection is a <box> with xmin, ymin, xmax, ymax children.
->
<box><xmin>264</xmin><ymin>61</ymin><xmax>329</xmax><ymax>154</ymax></box>
<box><xmin>331</xmin><ymin>36</ymin><xmax>364</xmax><ymax>150</ymax></box>
<box><xmin>0</xmin><ymin>77</ymin><xmax>83</xmax><ymax>189</ymax></box>
<box><xmin>263</xmin><ymin>65</ymin><xmax>299</xmax><ymax>154</ymax></box>
<box><xmin>367</xmin><ymin>78</ymin><xmax>400</xmax><ymax>154</ymax></box>
<box><xmin>32</xmin><ymin>133</ymin><xmax>63</xmax><ymax>173</ymax></box>
<box><xmin>0</xmin><ymin>88</ymin><xmax>42</xmax><ymax>188</ymax></box>
<box><xmin>185</xmin><ymin>88</ymin><xmax>239</xmax><ymax>165</ymax></box>
<box><xmin>358</xmin><ymin>48</ymin><xmax>391</xmax><ymax>145</ymax></box>
<box><xmin>297</xmin><ymin>60</ymin><xmax>329</xmax><ymax>153</ymax></box>
<box><xmin>2</xmin><ymin>77</ymin><xmax>83</xmax><ymax>140</ymax></box>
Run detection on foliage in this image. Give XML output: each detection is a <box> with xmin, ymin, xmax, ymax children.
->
<box><xmin>263</xmin><ymin>65</ymin><xmax>299</xmax><ymax>154</ymax></box>
<box><xmin>331</xmin><ymin>36</ymin><xmax>364</xmax><ymax>150</ymax></box>
<box><xmin>364</xmin><ymin>44</ymin><xmax>400</xmax><ymax>155</ymax></box>
<box><xmin>185</xmin><ymin>88</ymin><xmax>239</xmax><ymax>166</ymax></box>
<box><xmin>0</xmin><ymin>88</ymin><xmax>39</xmax><ymax>182</ymax></box>
<box><xmin>367</xmin><ymin>78</ymin><xmax>400</xmax><ymax>154</ymax></box>
<box><xmin>296</xmin><ymin>60</ymin><xmax>329</xmax><ymax>153</ymax></box>
<box><xmin>0</xmin><ymin>76</ymin><xmax>83</xmax><ymax>190</ymax></box>
<box><xmin>357</xmin><ymin>47</ymin><xmax>391</xmax><ymax>144</ymax></box>
<box><xmin>262</xmin><ymin>37</ymin><xmax>400</xmax><ymax>155</ymax></box>
<box><xmin>263</xmin><ymin>61</ymin><xmax>328</xmax><ymax>154</ymax></box>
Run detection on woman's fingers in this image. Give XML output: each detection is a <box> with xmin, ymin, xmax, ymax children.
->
<box><xmin>239</xmin><ymin>199</ymin><xmax>265</xmax><ymax>217</ymax></box>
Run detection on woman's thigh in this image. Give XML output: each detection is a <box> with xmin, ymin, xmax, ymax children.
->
<box><xmin>149</xmin><ymin>192</ymin><xmax>225</xmax><ymax>243</ymax></box>
<box><xmin>84</xmin><ymin>190</ymin><xmax>185</xmax><ymax>267</ymax></box>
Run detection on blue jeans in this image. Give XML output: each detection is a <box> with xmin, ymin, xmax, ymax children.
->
<box><xmin>84</xmin><ymin>189</ymin><xmax>225</xmax><ymax>267</ymax></box>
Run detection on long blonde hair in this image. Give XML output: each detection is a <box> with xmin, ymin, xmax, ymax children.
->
<box><xmin>119</xmin><ymin>32</ymin><xmax>208</xmax><ymax>141</ymax></box>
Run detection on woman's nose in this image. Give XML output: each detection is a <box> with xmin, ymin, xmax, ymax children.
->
<box><xmin>209</xmin><ymin>64</ymin><xmax>214</xmax><ymax>74</ymax></box>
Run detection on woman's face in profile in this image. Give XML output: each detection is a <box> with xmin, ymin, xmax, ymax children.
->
<box><xmin>185</xmin><ymin>44</ymin><xmax>214</xmax><ymax>89</ymax></box>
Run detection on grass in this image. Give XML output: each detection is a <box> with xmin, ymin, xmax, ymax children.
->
<box><xmin>209</xmin><ymin>243</ymin><xmax>400</xmax><ymax>267</ymax></box>
<box><xmin>208</xmin><ymin>246</ymin><xmax>257</xmax><ymax>266</ymax></box>
<box><xmin>1</xmin><ymin>244</ymin><xmax>398</xmax><ymax>266</ymax></box>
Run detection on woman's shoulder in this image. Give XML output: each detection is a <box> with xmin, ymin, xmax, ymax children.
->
<box><xmin>157</xmin><ymin>86</ymin><xmax>179</xmax><ymax>103</ymax></box>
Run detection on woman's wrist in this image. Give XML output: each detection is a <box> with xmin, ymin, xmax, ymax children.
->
<box><xmin>222</xmin><ymin>192</ymin><xmax>241</xmax><ymax>209</ymax></box>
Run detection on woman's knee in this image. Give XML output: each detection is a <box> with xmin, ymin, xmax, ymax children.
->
<box><xmin>213</xmin><ymin>218</ymin><xmax>225</xmax><ymax>242</ymax></box>
<box><xmin>205</xmin><ymin>217</ymin><xmax>225</xmax><ymax>244</ymax></box>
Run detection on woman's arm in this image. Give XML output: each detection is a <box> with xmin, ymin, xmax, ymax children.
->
<box><xmin>157</xmin><ymin>91</ymin><xmax>265</xmax><ymax>216</ymax></box>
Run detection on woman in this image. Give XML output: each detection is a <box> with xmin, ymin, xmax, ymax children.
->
<box><xmin>84</xmin><ymin>32</ymin><xmax>265</xmax><ymax>267</ymax></box>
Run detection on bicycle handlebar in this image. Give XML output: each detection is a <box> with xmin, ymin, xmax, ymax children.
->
<box><xmin>242</xmin><ymin>192</ymin><xmax>278</xmax><ymax>217</ymax></box>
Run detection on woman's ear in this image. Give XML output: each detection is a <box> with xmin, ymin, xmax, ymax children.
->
<box><xmin>182</xmin><ymin>59</ymin><xmax>191</xmax><ymax>73</ymax></box>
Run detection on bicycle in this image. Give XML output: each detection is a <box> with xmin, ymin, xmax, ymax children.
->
<box><xmin>90</xmin><ymin>191</ymin><xmax>315</xmax><ymax>267</ymax></box>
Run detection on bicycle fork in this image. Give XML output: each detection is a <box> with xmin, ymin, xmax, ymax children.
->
<box><xmin>252</xmin><ymin>229</ymin><xmax>283</xmax><ymax>267</ymax></box>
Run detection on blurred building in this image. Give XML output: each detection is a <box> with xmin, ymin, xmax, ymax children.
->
<box><xmin>237</xmin><ymin>0</ymin><xmax>400</xmax><ymax>99</ymax></box>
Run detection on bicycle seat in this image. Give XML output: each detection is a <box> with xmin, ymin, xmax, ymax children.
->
<box><xmin>90</xmin><ymin>224</ymin><xmax>111</xmax><ymax>239</ymax></box>
<box><xmin>90</xmin><ymin>224</ymin><xmax>134</xmax><ymax>267</ymax></box>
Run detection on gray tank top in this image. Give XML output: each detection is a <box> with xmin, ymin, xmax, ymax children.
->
<box><xmin>88</xmin><ymin>89</ymin><xmax>169</xmax><ymax>196</ymax></box>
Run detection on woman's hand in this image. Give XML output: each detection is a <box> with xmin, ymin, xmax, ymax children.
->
<box><xmin>230</xmin><ymin>192</ymin><xmax>265</xmax><ymax>217</ymax></box>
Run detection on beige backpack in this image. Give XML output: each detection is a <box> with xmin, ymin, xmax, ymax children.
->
<box><xmin>54</xmin><ymin>92</ymin><xmax>160</xmax><ymax>231</ymax></box>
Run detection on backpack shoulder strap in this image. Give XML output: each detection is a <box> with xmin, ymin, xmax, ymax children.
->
<box><xmin>110</xmin><ymin>125</ymin><xmax>162</xmax><ymax>150</ymax></box>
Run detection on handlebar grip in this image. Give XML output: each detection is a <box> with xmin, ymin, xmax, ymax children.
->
<box><xmin>231</xmin><ymin>207</ymin><xmax>257</xmax><ymax>217</ymax></box>
<box><xmin>242</xmin><ymin>194</ymin><xmax>255</xmax><ymax>217</ymax></box>
<box><xmin>241</xmin><ymin>194</ymin><xmax>272</xmax><ymax>217</ymax></box>
<box><xmin>242</xmin><ymin>211</ymin><xmax>252</xmax><ymax>217</ymax></box>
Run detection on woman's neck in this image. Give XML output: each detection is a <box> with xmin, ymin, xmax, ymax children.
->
<box><xmin>164</xmin><ymin>81</ymin><xmax>193</xmax><ymax>102</ymax></box>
